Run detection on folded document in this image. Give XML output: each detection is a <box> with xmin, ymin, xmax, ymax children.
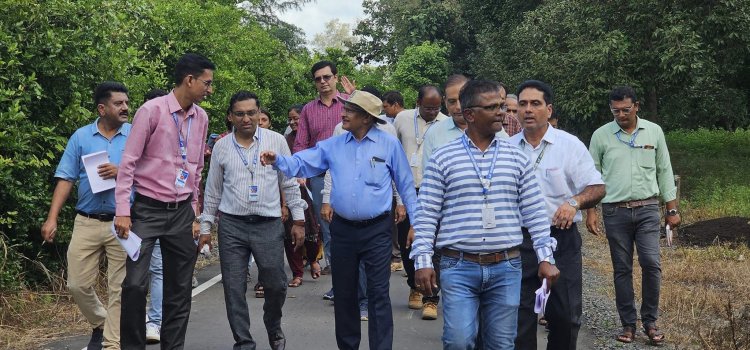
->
<box><xmin>110</xmin><ymin>224</ymin><xmax>142</xmax><ymax>261</ymax></box>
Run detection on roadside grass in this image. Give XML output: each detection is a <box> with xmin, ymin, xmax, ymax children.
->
<box><xmin>584</xmin><ymin>129</ymin><xmax>750</xmax><ymax>349</ymax></box>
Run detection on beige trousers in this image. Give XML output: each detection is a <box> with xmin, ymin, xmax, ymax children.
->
<box><xmin>66</xmin><ymin>214</ymin><xmax>126</xmax><ymax>350</ymax></box>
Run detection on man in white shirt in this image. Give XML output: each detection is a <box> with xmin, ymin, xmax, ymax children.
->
<box><xmin>509</xmin><ymin>80</ymin><xmax>605</xmax><ymax>350</ymax></box>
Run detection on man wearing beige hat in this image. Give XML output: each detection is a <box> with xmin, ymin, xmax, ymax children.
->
<box><xmin>260</xmin><ymin>90</ymin><xmax>419</xmax><ymax>350</ymax></box>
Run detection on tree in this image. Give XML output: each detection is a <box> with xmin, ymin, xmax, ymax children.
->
<box><xmin>312</xmin><ymin>19</ymin><xmax>358</xmax><ymax>52</ymax></box>
<box><xmin>391</xmin><ymin>42</ymin><xmax>451</xmax><ymax>105</ymax></box>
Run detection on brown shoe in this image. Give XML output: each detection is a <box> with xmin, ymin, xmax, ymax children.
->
<box><xmin>421</xmin><ymin>302</ymin><xmax>438</xmax><ymax>320</ymax></box>
<box><xmin>408</xmin><ymin>289</ymin><xmax>423</xmax><ymax>309</ymax></box>
<box><xmin>390</xmin><ymin>261</ymin><xmax>404</xmax><ymax>272</ymax></box>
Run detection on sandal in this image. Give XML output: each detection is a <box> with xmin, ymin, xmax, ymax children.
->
<box><xmin>288</xmin><ymin>277</ymin><xmax>303</xmax><ymax>287</ymax></box>
<box><xmin>616</xmin><ymin>325</ymin><xmax>635</xmax><ymax>343</ymax></box>
<box><xmin>310</xmin><ymin>261</ymin><xmax>321</xmax><ymax>280</ymax></box>
<box><xmin>644</xmin><ymin>325</ymin><xmax>665</xmax><ymax>345</ymax></box>
<box><xmin>254</xmin><ymin>283</ymin><xmax>265</xmax><ymax>298</ymax></box>
<box><xmin>538</xmin><ymin>317</ymin><xmax>548</xmax><ymax>326</ymax></box>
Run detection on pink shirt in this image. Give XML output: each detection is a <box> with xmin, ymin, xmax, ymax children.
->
<box><xmin>115</xmin><ymin>92</ymin><xmax>208</xmax><ymax>216</ymax></box>
<box><xmin>292</xmin><ymin>93</ymin><xmax>349</xmax><ymax>153</ymax></box>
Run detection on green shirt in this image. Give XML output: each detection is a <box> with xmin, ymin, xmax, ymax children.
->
<box><xmin>589</xmin><ymin>118</ymin><xmax>677</xmax><ymax>203</ymax></box>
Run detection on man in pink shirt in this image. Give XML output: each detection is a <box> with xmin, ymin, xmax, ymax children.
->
<box><xmin>114</xmin><ymin>53</ymin><xmax>215</xmax><ymax>349</ymax></box>
<box><xmin>293</xmin><ymin>61</ymin><xmax>349</xmax><ymax>300</ymax></box>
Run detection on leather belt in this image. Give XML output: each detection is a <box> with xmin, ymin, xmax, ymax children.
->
<box><xmin>76</xmin><ymin>210</ymin><xmax>114</xmax><ymax>222</ymax></box>
<box><xmin>607</xmin><ymin>197</ymin><xmax>659</xmax><ymax>208</ymax></box>
<box><xmin>135</xmin><ymin>193</ymin><xmax>192</xmax><ymax>210</ymax></box>
<box><xmin>440</xmin><ymin>247</ymin><xmax>520</xmax><ymax>265</ymax></box>
<box><xmin>333</xmin><ymin>212</ymin><xmax>389</xmax><ymax>227</ymax></box>
<box><xmin>221</xmin><ymin>212</ymin><xmax>277</xmax><ymax>223</ymax></box>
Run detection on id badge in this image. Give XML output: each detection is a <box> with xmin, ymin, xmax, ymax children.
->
<box><xmin>410</xmin><ymin>152</ymin><xmax>419</xmax><ymax>167</ymax></box>
<box><xmin>482</xmin><ymin>203</ymin><xmax>496</xmax><ymax>229</ymax></box>
<box><xmin>175</xmin><ymin>168</ymin><xmax>189</xmax><ymax>188</ymax></box>
<box><xmin>248</xmin><ymin>185</ymin><xmax>259</xmax><ymax>202</ymax></box>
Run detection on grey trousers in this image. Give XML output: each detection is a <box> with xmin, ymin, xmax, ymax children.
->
<box><xmin>218</xmin><ymin>213</ymin><xmax>287</xmax><ymax>350</ymax></box>
<box><xmin>602</xmin><ymin>203</ymin><xmax>662</xmax><ymax>328</ymax></box>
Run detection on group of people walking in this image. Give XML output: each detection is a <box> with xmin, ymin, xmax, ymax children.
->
<box><xmin>41</xmin><ymin>51</ymin><xmax>680</xmax><ymax>350</ymax></box>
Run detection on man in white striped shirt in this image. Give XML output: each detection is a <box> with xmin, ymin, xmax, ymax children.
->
<box><xmin>200</xmin><ymin>91</ymin><xmax>306</xmax><ymax>350</ymax></box>
<box><xmin>410</xmin><ymin>80</ymin><xmax>559</xmax><ymax>350</ymax></box>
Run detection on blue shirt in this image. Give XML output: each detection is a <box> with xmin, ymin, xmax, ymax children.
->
<box><xmin>274</xmin><ymin>126</ymin><xmax>419</xmax><ymax>222</ymax></box>
<box><xmin>410</xmin><ymin>135</ymin><xmax>556</xmax><ymax>270</ymax></box>
<box><xmin>54</xmin><ymin>119</ymin><xmax>131</xmax><ymax>214</ymax></box>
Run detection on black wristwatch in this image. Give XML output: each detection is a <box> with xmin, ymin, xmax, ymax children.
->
<box><xmin>665</xmin><ymin>209</ymin><xmax>679</xmax><ymax>216</ymax></box>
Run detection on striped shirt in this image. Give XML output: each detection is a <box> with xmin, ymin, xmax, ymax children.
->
<box><xmin>292</xmin><ymin>93</ymin><xmax>349</xmax><ymax>153</ymax></box>
<box><xmin>410</xmin><ymin>135</ymin><xmax>556</xmax><ymax>270</ymax></box>
<box><xmin>200</xmin><ymin>128</ymin><xmax>305</xmax><ymax>231</ymax></box>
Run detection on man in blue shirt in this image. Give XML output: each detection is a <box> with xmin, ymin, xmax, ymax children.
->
<box><xmin>40</xmin><ymin>81</ymin><xmax>131</xmax><ymax>350</ymax></box>
<box><xmin>260</xmin><ymin>90</ymin><xmax>419</xmax><ymax>350</ymax></box>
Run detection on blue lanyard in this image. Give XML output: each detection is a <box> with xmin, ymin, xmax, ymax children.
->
<box><xmin>414</xmin><ymin>108</ymin><xmax>435</xmax><ymax>146</ymax></box>
<box><xmin>462</xmin><ymin>134</ymin><xmax>500</xmax><ymax>197</ymax></box>
<box><xmin>232</xmin><ymin>128</ymin><xmax>261</xmax><ymax>172</ymax></box>
<box><xmin>615</xmin><ymin>129</ymin><xmax>642</xmax><ymax>148</ymax></box>
<box><xmin>171</xmin><ymin>112</ymin><xmax>192</xmax><ymax>165</ymax></box>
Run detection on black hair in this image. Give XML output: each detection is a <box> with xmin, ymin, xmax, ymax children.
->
<box><xmin>94</xmin><ymin>81</ymin><xmax>128</xmax><ymax>106</ymax></box>
<box><xmin>417</xmin><ymin>85</ymin><xmax>442</xmax><ymax>101</ymax></box>
<box><xmin>173</xmin><ymin>53</ymin><xmax>216</xmax><ymax>86</ymax></box>
<box><xmin>311</xmin><ymin>60</ymin><xmax>338</xmax><ymax>78</ymax></box>
<box><xmin>610</xmin><ymin>86</ymin><xmax>638</xmax><ymax>103</ymax></box>
<box><xmin>550</xmin><ymin>109</ymin><xmax>559</xmax><ymax>120</ymax></box>
<box><xmin>381</xmin><ymin>91</ymin><xmax>404</xmax><ymax>107</ymax></box>
<box><xmin>459</xmin><ymin>80</ymin><xmax>502</xmax><ymax>112</ymax></box>
<box><xmin>444</xmin><ymin>74</ymin><xmax>470</xmax><ymax>92</ymax></box>
<box><xmin>259</xmin><ymin>108</ymin><xmax>271</xmax><ymax>118</ymax></box>
<box><xmin>288</xmin><ymin>104</ymin><xmax>304</xmax><ymax>114</ymax></box>
<box><xmin>226</xmin><ymin>91</ymin><xmax>260</xmax><ymax>115</ymax></box>
<box><xmin>516</xmin><ymin>80</ymin><xmax>554</xmax><ymax>105</ymax></box>
<box><xmin>361</xmin><ymin>86</ymin><xmax>382</xmax><ymax>99</ymax></box>
<box><xmin>143</xmin><ymin>88</ymin><xmax>167</xmax><ymax>103</ymax></box>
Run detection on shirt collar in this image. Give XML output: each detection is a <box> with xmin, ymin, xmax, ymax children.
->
<box><xmin>167</xmin><ymin>91</ymin><xmax>196</xmax><ymax>118</ymax></box>
<box><xmin>315</xmin><ymin>92</ymin><xmax>345</xmax><ymax>107</ymax></box>
<box><xmin>609</xmin><ymin>117</ymin><xmax>644</xmax><ymax>134</ymax></box>
<box><xmin>90</xmin><ymin>118</ymin><xmax>129</xmax><ymax>137</ymax></box>
<box><xmin>520</xmin><ymin>124</ymin><xmax>556</xmax><ymax>147</ymax></box>
<box><xmin>466</xmin><ymin>134</ymin><xmax>501</xmax><ymax>151</ymax></box>
<box><xmin>345</xmin><ymin>125</ymin><xmax>379</xmax><ymax>144</ymax></box>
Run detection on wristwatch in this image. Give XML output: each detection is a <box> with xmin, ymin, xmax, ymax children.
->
<box><xmin>666</xmin><ymin>209</ymin><xmax>679</xmax><ymax>216</ymax></box>
<box><xmin>566</xmin><ymin>198</ymin><xmax>580</xmax><ymax>210</ymax></box>
<box><xmin>194</xmin><ymin>214</ymin><xmax>202</xmax><ymax>223</ymax></box>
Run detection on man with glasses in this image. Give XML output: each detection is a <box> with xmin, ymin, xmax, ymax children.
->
<box><xmin>585</xmin><ymin>86</ymin><xmax>680</xmax><ymax>345</ymax></box>
<box><xmin>510</xmin><ymin>80</ymin><xmax>605</xmax><ymax>350</ymax></box>
<box><xmin>293</xmin><ymin>60</ymin><xmax>348</xmax><ymax>300</ymax></box>
<box><xmin>412</xmin><ymin>80</ymin><xmax>559</xmax><ymax>349</ymax></box>
<box><xmin>114</xmin><ymin>53</ymin><xmax>215</xmax><ymax>349</ymax></box>
<box><xmin>392</xmin><ymin>85</ymin><xmax>447</xmax><ymax>319</ymax></box>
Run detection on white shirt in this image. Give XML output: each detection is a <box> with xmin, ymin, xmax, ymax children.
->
<box><xmin>392</xmin><ymin>108</ymin><xmax>448</xmax><ymax>187</ymax></box>
<box><xmin>509</xmin><ymin>125</ymin><xmax>604</xmax><ymax>222</ymax></box>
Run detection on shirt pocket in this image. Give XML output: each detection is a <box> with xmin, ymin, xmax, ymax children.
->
<box><xmin>365</xmin><ymin>159</ymin><xmax>390</xmax><ymax>187</ymax></box>
<box><xmin>637</xmin><ymin>149</ymin><xmax>656</xmax><ymax>168</ymax></box>
<box><xmin>541</xmin><ymin>168</ymin><xmax>567</xmax><ymax>197</ymax></box>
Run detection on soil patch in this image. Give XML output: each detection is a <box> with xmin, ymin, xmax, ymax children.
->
<box><xmin>680</xmin><ymin>216</ymin><xmax>750</xmax><ymax>247</ymax></box>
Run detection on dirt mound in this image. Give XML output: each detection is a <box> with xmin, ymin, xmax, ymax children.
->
<box><xmin>680</xmin><ymin>216</ymin><xmax>750</xmax><ymax>247</ymax></box>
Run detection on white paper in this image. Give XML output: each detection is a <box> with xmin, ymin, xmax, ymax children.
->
<box><xmin>82</xmin><ymin>150</ymin><xmax>115</xmax><ymax>193</ymax></box>
<box><xmin>666</xmin><ymin>224</ymin><xmax>673</xmax><ymax>247</ymax></box>
<box><xmin>110</xmin><ymin>224</ymin><xmax>142</xmax><ymax>261</ymax></box>
<box><xmin>534</xmin><ymin>278</ymin><xmax>551</xmax><ymax>315</ymax></box>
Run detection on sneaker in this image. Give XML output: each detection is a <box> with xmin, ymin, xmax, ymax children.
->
<box><xmin>390</xmin><ymin>261</ymin><xmax>403</xmax><ymax>272</ymax></box>
<box><xmin>360</xmin><ymin>309</ymin><xmax>369</xmax><ymax>321</ymax></box>
<box><xmin>86</xmin><ymin>327</ymin><xmax>103</xmax><ymax>350</ymax></box>
<box><xmin>321</xmin><ymin>265</ymin><xmax>332</xmax><ymax>275</ymax></box>
<box><xmin>421</xmin><ymin>301</ymin><xmax>438</xmax><ymax>320</ymax></box>
<box><xmin>323</xmin><ymin>288</ymin><xmax>334</xmax><ymax>301</ymax></box>
<box><xmin>408</xmin><ymin>289</ymin><xmax>423</xmax><ymax>309</ymax></box>
<box><xmin>192</xmin><ymin>276</ymin><xmax>199</xmax><ymax>288</ymax></box>
<box><xmin>145</xmin><ymin>323</ymin><xmax>161</xmax><ymax>344</ymax></box>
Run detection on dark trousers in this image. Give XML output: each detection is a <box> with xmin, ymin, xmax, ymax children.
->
<box><xmin>121</xmin><ymin>197</ymin><xmax>197</xmax><ymax>350</ymax></box>
<box><xmin>602</xmin><ymin>204</ymin><xmax>661</xmax><ymax>328</ymax></box>
<box><xmin>283</xmin><ymin>238</ymin><xmax>320</xmax><ymax>279</ymax></box>
<box><xmin>219</xmin><ymin>213</ymin><xmax>287</xmax><ymax>350</ymax></box>
<box><xmin>516</xmin><ymin>225</ymin><xmax>583</xmax><ymax>350</ymax></box>
<box><xmin>330</xmin><ymin>213</ymin><xmax>394</xmax><ymax>350</ymax></box>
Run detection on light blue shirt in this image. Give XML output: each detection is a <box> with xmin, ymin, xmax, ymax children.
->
<box><xmin>410</xmin><ymin>135</ymin><xmax>556</xmax><ymax>270</ymax></box>
<box><xmin>274</xmin><ymin>126</ymin><xmax>419</xmax><ymax>222</ymax></box>
<box><xmin>422</xmin><ymin>118</ymin><xmax>510</xmax><ymax>170</ymax></box>
<box><xmin>54</xmin><ymin>119</ymin><xmax>131</xmax><ymax>214</ymax></box>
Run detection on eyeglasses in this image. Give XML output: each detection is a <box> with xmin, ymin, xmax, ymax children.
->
<box><xmin>232</xmin><ymin>110</ymin><xmax>258</xmax><ymax>118</ymax></box>
<box><xmin>314</xmin><ymin>74</ymin><xmax>334</xmax><ymax>83</ymax></box>
<box><xmin>192</xmin><ymin>76</ymin><xmax>213</xmax><ymax>87</ymax></box>
<box><xmin>468</xmin><ymin>103</ymin><xmax>508</xmax><ymax>113</ymax></box>
<box><xmin>610</xmin><ymin>104</ymin><xmax>635</xmax><ymax>115</ymax></box>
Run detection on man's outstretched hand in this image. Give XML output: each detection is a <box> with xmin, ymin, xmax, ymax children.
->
<box><xmin>259</xmin><ymin>151</ymin><xmax>277</xmax><ymax>166</ymax></box>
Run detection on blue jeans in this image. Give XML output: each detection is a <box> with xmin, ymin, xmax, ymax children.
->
<box><xmin>440</xmin><ymin>254</ymin><xmax>522</xmax><ymax>350</ymax></box>
<box><xmin>309</xmin><ymin>176</ymin><xmax>331</xmax><ymax>266</ymax></box>
<box><xmin>147</xmin><ymin>239</ymin><xmax>162</xmax><ymax>326</ymax></box>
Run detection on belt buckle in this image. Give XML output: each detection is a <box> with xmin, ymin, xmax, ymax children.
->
<box><xmin>624</xmin><ymin>201</ymin><xmax>634</xmax><ymax>209</ymax></box>
<box><xmin>166</xmin><ymin>201</ymin><xmax>179</xmax><ymax>210</ymax></box>
<box><xmin>476</xmin><ymin>253</ymin><xmax>489</xmax><ymax>265</ymax></box>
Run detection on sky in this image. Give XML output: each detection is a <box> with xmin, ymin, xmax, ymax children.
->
<box><xmin>277</xmin><ymin>0</ymin><xmax>365</xmax><ymax>45</ymax></box>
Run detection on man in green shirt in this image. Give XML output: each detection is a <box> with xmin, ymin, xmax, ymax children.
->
<box><xmin>585</xmin><ymin>86</ymin><xmax>681</xmax><ymax>345</ymax></box>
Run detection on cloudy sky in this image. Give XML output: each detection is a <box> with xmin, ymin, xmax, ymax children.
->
<box><xmin>277</xmin><ymin>0</ymin><xmax>365</xmax><ymax>45</ymax></box>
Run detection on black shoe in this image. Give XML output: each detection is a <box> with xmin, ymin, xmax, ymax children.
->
<box><xmin>87</xmin><ymin>327</ymin><xmax>104</xmax><ymax>350</ymax></box>
<box><xmin>269</xmin><ymin>332</ymin><xmax>286</xmax><ymax>350</ymax></box>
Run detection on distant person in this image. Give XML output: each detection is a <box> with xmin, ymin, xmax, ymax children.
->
<box><xmin>115</xmin><ymin>53</ymin><xmax>215</xmax><ymax>349</ymax></box>
<box><xmin>503</xmin><ymin>93</ymin><xmax>523</xmax><ymax>136</ymax></box>
<box><xmin>586</xmin><ymin>86</ymin><xmax>680</xmax><ymax>345</ymax></box>
<box><xmin>382</xmin><ymin>90</ymin><xmax>406</xmax><ymax>124</ymax></box>
<box><xmin>259</xmin><ymin>108</ymin><xmax>272</xmax><ymax>129</ymax></box>
<box><xmin>510</xmin><ymin>80</ymin><xmax>605</xmax><ymax>350</ymax></box>
<box><xmin>549</xmin><ymin>110</ymin><xmax>559</xmax><ymax>129</ymax></box>
<box><xmin>411</xmin><ymin>80</ymin><xmax>559</xmax><ymax>349</ymax></box>
<box><xmin>41</xmin><ymin>81</ymin><xmax>131</xmax><ymax>350</ymax></box>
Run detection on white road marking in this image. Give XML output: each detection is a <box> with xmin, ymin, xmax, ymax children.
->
<box><xmin>192</xmin><ymin>274</ymin><xmax>222</xmax><ymax>297</ymax></box>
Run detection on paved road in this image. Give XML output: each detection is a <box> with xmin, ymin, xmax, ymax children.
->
<box><xmin>45</xmin><ymin>260</ymin><xmax>587</xmax><ymax>349</ymax></box>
